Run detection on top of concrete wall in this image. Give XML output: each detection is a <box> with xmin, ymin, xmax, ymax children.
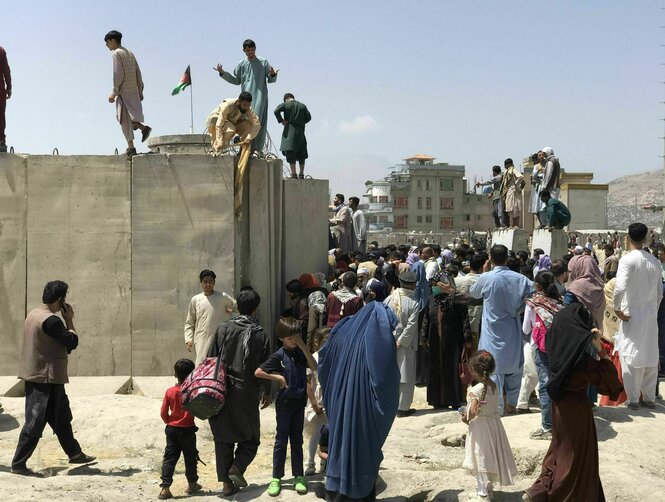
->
<box><xmin>147</xmin><ymin>134</ymin><xmax>210</xmax><ymax>154</ymax></box>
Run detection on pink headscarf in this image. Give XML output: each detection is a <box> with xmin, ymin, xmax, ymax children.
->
<box><xmin>567</xmin><ymin>255</ymin><xmax>605</xmax><ymax>326</ymax></box>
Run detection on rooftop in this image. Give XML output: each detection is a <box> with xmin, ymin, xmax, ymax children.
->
<box><xmin>404</xmin><ymin>154</ymin><xmax>436</xmax><ymax>161</ymax></box>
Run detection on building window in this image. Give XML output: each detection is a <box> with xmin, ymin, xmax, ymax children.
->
<box><xmin>425</xmin><ymin>215</ymin><xmax>432</xmax><ymax>224</ymax></box>
<box><xmin>395</xmin><ymin>215</ymin><xmax>408</xmax><ymax>228</ymax></box>
<box><xmin>465</xmin><ymin>214</ymin><xmax>471</xmax><ymax>221</ymax></box>
<box><xmin>379</xmin><ymin>215</ymin><xmax>389</xmax><ymax>223</ymax></box>
<box><xmin>425</xmin><ymin>179</ymin><xmax>431</xmax><ymax>191</ymax></box>
<box><xmin>440</xmin><ymin>217</ymin><xmax>454</xmax><ymax>229</ymax></box>
<box><xmin>416</xmin><ymin>179</ymin><xmax>422</xmax><ymax>190</ymax></box>
<box><xmin>394</xmin><ymin>196</ymin><xmax>408</xmax><ymax>208</ymax></box>
<box><xmin>417</xmin><ymin>197</ymin><xmax>422</xmax><ymax>209</ymax></box>
<box><xmin>440</xmin><ymin>198</ymin><xmax>454</xmax><ymax>209</ymax></box>
<box><xmin>425</xmin><ymin>197</ymin><xmax>432</xmax><ymax>210</ymax></box>
<box><xmin>370</xmin><ymin>196</ymin><xmax>377</xmax><ymax>203</ymax></box>
<box><xmin>440</xmin><ymin>178</ymin><xmax>454</xmax><ymax>191</ymax></box>
<box><xmin>477</xmin><ymin>215</ymin><xmax>482</xmax><ymax>220</ymax></box>
<box><xmin>417</xmin><ymin>216</ymin><xmax>423</xmax><ymax>223</ymax></box>
<box><xmin>378</xmin><ymin>195</ymin><xmax>388</xmax><ymax>203</ymax></box>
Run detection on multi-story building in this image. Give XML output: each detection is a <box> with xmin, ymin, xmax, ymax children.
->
<box><xmin>363</xmin><ymin>154</ymin><xmax>494</xmax><ymax>234</ymax></box>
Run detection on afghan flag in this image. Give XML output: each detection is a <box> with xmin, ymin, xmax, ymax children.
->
<box><xmin>172</xmin><ymin>65</ymin><xmax>191</xmax><ymax>95</ymax></box>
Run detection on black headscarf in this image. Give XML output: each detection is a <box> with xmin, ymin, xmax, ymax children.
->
<box><xmin>546</xmin><ymin>303</ymin><xmax>594</xmax><ymax>401</ymax></box>
<box><xmin>431</xmin><ymin>271</ymin><xmax>455</xmax><ymax>307</ymax></box>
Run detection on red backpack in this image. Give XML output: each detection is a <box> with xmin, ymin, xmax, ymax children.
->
<box><xmin>181</xmin><ymin>354</ymin><xmax>226</xmax><ymax>420</ymax></box>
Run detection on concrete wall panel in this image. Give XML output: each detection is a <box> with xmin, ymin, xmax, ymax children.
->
<box><xmin>26</xmin><ymin>155</ymin><xmax>131</xmax><ymax>376</ymax></box>
<box><xmin>246</xmin><ymin>159</ymin><xmax>283</xmax><ymax>337</ymax></box>
<box><xmin>0</xmin><ymin>155</ymin><xmax>27</xmax><ymax>375</ymax></box>
<box><xmin>131</xmin><ymin>154</ymin><xmax>235</xmax><ymax>376</ymax></box>
<box><xmin>282</xmin><ymin>179</ymin><xmax>329</xmax><ymax>298</ymax></box>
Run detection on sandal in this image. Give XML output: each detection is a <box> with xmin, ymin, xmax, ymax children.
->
<box><xmin>299</xmin><ymin>173</ymin><xmax>305</xmax><ymax>179</ymax></box>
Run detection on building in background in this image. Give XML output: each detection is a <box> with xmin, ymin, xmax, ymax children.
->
<box><xmin>363</xmin><ymin>154</ymin><xmax>493</xmax><ymax>236</ymax></box>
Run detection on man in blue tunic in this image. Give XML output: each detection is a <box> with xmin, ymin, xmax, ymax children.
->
<box><xmin>469</xmin><ymin>244</ymin><xmax>533</xmax><ymax>415</ymax></box>
<box><xmin>214</xmin><ymin>39</ymin><xmax>277</xmax><ymax>154</ymax></box>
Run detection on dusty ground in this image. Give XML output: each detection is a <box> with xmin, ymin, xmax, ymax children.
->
<box><xmin>1</xmin><ymin>386</ymin><xmax>664</xmax><ymax>502</ymax></box>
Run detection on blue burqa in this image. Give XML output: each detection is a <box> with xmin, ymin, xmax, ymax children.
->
<box><xmin>318</xmin><ymin>302</ymin><xmax>400</xmax><ymax>499</ymax></box>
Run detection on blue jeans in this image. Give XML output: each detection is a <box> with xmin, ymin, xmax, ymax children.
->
<box><xmin>492</xmin><ymin>371</ymin><xmax>522</xmax><ymax>414</ymax></box>
<box><xmin>534</xmin><ymin>349</ymin><xmax>552</xmax><ymax>431</ymax></box>
<box><xmin>272</xmin><ymin>404</ymin><xmax>305</xmax><ymax>479</ymax></box>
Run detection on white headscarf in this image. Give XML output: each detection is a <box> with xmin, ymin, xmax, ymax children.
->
<box><xmin>541</xmin><ymin>147</ymin><xmax>554</xmax><ymax>157</ymax></box>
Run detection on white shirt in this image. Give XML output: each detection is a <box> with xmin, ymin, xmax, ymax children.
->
<box><xmin>613</xmin><ymin>249</ymin><xmax>663</xmax><ymax>367</ymax></box>
<box><xmin>352</xmin><ymin>209</ymin><xmax>367</xmax><ymax>242</ymax></box>
<box><xmin>184</xmin><ymin>290</ymin><xmax>236</xmax><ymax>365</ymax></box>
<box><xmin>425</xmin><ymin>258</ymin><xmax>441</xmax><ymax>281</ymax></box>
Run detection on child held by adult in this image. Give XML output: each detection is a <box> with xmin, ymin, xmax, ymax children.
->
<box><xmin>461</xmin><ymin>351</ymin><xmax>517</xmax><ymax>501</ymax></box>
<box><xmin>255</xmin><ymin>317</ymin><xmax>318</xmax><ymax>497</ymax></box>
<box><xmin>159</xmin><ymin>359</ymin><xmax>202</xmax><ymax>500</ymax></box>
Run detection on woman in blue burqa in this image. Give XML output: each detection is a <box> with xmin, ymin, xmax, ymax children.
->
<box><xmin>318</xmin><ymin>301</ymin><xmax>401</xmax><ymax>501</ymax></box>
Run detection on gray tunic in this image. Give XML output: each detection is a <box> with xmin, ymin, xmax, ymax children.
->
<box><xmin>384</xmin><ymin>289</ymin><xmax>420</xmax><ymax>384</ymax></box>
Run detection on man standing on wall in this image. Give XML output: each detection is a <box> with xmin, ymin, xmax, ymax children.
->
<box><xmin>105</xmin><ymin>30</ymin><xmax>151</xmax><ymax>157</ymax></box>
<box><xmin>0</xmin><ymin>45</ymin><xmax>11</xmax><ymax>153</ymax></box>
<box><xmin>184</xmin><ymin>269</ymin><xmax>236</xmax><ymax>366</ymax></box>
<box><xmin>274</xmin><ymin>93</ymin><xmax>311</xmax><ymax>179</ymax></box>
<box><xmin>501</xmin><ymin>158</ymin><xmax>525</xmax><ymax>229</ymax></box>
<box><xmin>12</xmin><ymin>281</ymin><xmax>95</xmax><ymax>476</ymax></box>
<box><xmin>349</xmin><ymin>197</ymin><xmax>367</xmax><ymax>253</ymax></box>
<box><xmin>214</xmin><ymin>39</ymin><xmax>277</xmax><ymax>155</ymax></box>
<box><xmin>476</xmin><ymin>165</ymin><xmax>507</xmax><ymax>228</ymax></box>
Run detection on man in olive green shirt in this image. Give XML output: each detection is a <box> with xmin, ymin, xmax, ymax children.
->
<box><xmin>274</xmin><ymin>93</ymin><xmax>311</xmax><ymax>179</ymax></box>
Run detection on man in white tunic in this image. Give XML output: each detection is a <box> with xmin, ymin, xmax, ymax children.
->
<box><xmin>613</xmin><ymin>223</ymin><xmax>663</xmax><ymax>409</ymax></box>
<box><xmin>384</xmin><ymin>271</ymin><xmax>420</xmax><ymax>417</ymax></box>
<box><xmin>349</xmin><ymin>197</ymin><xmax>367</xmax><ymax>253</ymax></box>
<box><xmin>104</xmin><ymin>31</ymin><xmax>151</xmax><ymax>156</ymax></box>
<box><xmin>184</xmin><ymin>270</ymin><xmax>236</xmax><ymax>366</ymax></box>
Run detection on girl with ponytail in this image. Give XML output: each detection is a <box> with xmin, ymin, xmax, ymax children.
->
<box><xmin>461</xmin><ymin>351</ymin><xmax>517</xmax><ymax>500</ymax></box>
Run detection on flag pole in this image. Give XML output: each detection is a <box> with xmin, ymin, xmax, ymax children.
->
<box><xmin>189</xmin><ymin>77</ymin><xmax>194</xmax><ymax>134</ymax></box>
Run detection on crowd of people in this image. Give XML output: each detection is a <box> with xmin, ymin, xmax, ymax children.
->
<box><xmin>7</xmin><ymin>216</ymin><xmax>664</xmax><ymax>501</ymax></box>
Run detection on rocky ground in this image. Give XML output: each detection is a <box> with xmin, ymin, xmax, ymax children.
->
<box><xmin>0</xmin><ymin>386</ymin><xmax>664</xmax><ymax>502</ymax></box>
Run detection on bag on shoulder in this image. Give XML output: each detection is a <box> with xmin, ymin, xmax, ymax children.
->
<box><xmin>181</xmin><ymin>355</ymin><xmax>227</xmax><ymax>420</ymax></box>
<box><xmin>459</xmin><ymin>345</ymin><xmax>472</xmax><ymax>385</ymax></box>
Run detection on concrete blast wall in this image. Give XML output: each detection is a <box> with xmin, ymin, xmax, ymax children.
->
<box><xmin>0</xmin><ymin>153</ymin><xmax>327</xmax><ymax>377</ymax></box>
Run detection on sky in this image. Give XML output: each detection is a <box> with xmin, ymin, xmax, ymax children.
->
<box><xmin>2</xmin><ymin>1</ymin><xmax>664</xmax><ymax>200</ymax></box>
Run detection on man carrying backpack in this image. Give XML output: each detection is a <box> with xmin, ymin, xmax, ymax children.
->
<box><xmin>206</xmin><ymin>287</ymin><xmax>272</xmax><ymax>496</ymax></box>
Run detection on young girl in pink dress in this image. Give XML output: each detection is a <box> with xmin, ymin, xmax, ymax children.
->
<box><xmin>461</xmin><ymin>351</ymin><xmax>518</xmax><ymax>500</ymax></box>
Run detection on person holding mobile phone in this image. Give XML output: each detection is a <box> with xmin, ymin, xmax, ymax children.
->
<box><xmin>11</xmin><ymin>280</ymin><xmax>95</xmax><ymax>476</ymax></box>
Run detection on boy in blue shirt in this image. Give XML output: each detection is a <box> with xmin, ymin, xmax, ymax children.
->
<box><xmin>255</xmin><ymin>317</ymin><xmax>318</xmax><ymax>496</ymax></box>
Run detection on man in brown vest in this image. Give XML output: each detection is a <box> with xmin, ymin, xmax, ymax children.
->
<box><xmin>11</xmin><ymin>280</ymin><xmax>95</xmax><ymax>476</ymax></box>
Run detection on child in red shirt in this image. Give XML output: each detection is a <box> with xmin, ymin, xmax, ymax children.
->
<box><xmin>159</xmin><ymin>359</ymin><xmax>201</xmax><ymax>500</ymax></box>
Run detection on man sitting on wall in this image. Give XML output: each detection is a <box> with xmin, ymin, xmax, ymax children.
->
<box><xmin>539</xmin><ymin>189</ymin><xmax>571</xmax><ymax>230</ymax></box>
